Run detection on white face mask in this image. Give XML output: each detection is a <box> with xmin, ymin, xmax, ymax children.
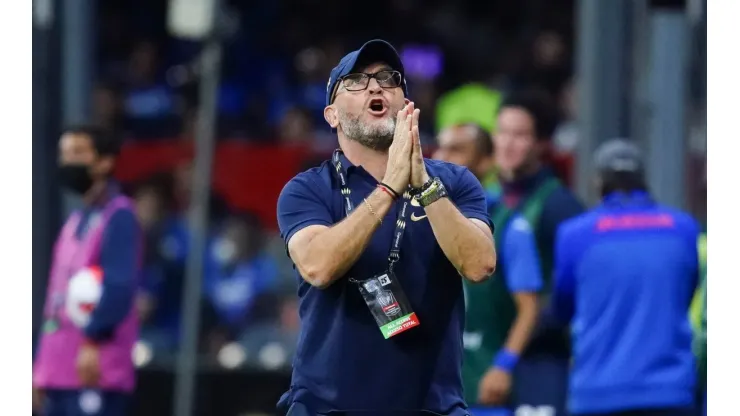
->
<box><xmin>213</xmin><ymin>238</ymin><xmax>238</xmax><ymax>265</ymax></box>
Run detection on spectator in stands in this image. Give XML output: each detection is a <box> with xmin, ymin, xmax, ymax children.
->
<box><xmin>277</xmin><ymin>107</ymin><xmax>317</xmax><ymax>146</ymax></box>
<box><xmin>202</xmin><ymin>212</ymin><xmax>279</xmax><ymax>353</ymax></box>
<box><xmin>172</xmin><ymin>161</ymin><xmax>230</xmax><ymax>221</ymax></box>
<box><xmin>132</xmin><ymin>175</ymin><xmax>187</xmax><ymax>352</ymax></box>
<box><xmin>92</xmin><ymin>82</ymin><xmax>123</xmax><ymax>133</ymax></box>
<box><xmin>552</xmin><ymin>77</ymin><xmax>579</xmax><ymax>155</ymax></box>
<box><xmin>493</xmin><ymin>91</ymin><xmax>585</xmax><ymax>415</ymax></box>
<box><xmin>133</xmin><ymin>180</ymin><xmax>165</xmax><ymax>328</ymax></box>
<box><xmin>239</xmin><ymin>296</ymin><xmax>300</xmax><ymax>369</ymax></box>
<box><xmin>509</xmin><ymin>32</ymin><xmax>571</xmax><ymax>99</ymax></box>
<box><xmin>123</xmin><ymin>39</ymin><xmax>179</xmax><ymax>137</ymax></box>
<box><xmin>179</xmin><ymin>105</ymin><xmax>198</xmax><ymax>141</ymax></box>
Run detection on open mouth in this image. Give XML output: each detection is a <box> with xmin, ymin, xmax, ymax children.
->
<box><xmin>368</xmin><ymin>99</ymin><xmax>387</xmax><ymax>116</ymax></box>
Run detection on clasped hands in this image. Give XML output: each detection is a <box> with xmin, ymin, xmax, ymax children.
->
<box><xmin>381</xmin><ymin>102</ymin><xmax>430</xmax><ymax>195</ymax></box>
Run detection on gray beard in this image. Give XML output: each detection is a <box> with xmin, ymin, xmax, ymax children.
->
<box><xmin>338</xmin><ymin>109</ymin><xmax>396</xmax><ymax>151</ymax></box>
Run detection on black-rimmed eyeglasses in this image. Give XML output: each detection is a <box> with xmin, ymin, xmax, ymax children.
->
<box><xmin>338</xmin><ymin>70</ymin><xmax>403</xmax><ymax>92</ymax></box>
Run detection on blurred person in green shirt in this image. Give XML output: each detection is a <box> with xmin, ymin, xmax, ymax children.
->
<box><xmin>435</xmin><ymin>124</ymin><xmax>543</xmax><ymax>415</ymax></box>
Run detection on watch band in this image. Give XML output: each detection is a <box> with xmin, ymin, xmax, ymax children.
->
<box><xmin>413</xmin><ymin>177</ymin><xmax>436</xmax><ymax>196</ymax></box>
<box><xmin>415</xmin><ymin>177</ymin><xmax>448</xmax><ymax>207</ymax></box>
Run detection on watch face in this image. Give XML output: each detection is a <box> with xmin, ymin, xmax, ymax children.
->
<box><xmin>416</xmin><ymin>179</ymin><xmax>447</xmax><ymax>207</ymax></box>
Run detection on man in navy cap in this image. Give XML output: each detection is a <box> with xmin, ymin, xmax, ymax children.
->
<box><xmin>552</xmin><ymin>139</ymin><xmax>699</xmax><ymax>416</ymax></box>
<box><xmin>276</xmin><ymin>39</ymin><xmax>496</xmax><ymax>415</ymax></box>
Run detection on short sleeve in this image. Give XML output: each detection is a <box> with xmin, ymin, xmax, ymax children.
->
<box><xmin>502</xmin><ymin>216</ymin><xmax>543</xmax><ymax>293</ymax></box>
<box><xmin>451</xmin><ymin>167</ymin><xmax>494</xmax><ymax>232</ymax></box>
<box><xmin>277</xmin><ymin>173</ymin><xmax>334</xmax><ymax>246</ymax></box>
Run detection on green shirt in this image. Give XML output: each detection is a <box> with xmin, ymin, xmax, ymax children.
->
<box><xmin>461</xmin><ymin>177</ymin><xmax>560</xmax><ymax>404</ymax></box>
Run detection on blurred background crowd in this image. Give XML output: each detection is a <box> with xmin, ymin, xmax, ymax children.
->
<box><xmin>32</xmin><ymin>0</ymin><xmax>706</xmax><ymax>414</ymax></box>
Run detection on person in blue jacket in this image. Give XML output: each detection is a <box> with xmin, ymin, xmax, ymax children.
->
<box><xmin>552</xmin><ymin>139</ymin><xmax>699</xmax><ymax>416</ymax></box>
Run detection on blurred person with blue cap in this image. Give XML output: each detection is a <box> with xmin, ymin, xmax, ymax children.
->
<box><xmin>276</xmin><ymin>39</ymin><xmax>496</xmax><ymax>415</ymax></box>
<box><xmin>551</xmin><ymin>139</ymin><xmax>699</xmax><ymax>416</ymax></box>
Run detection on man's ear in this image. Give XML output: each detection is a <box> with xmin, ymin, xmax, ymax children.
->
<box><xmin>324</xmin><ymin>105</ymin><xmax>339</xmax><ymax>128</ymax></box>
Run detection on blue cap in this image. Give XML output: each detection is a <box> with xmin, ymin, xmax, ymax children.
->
<box><xmin>325</xmin><ymin>39</ymin><xmax>408</xmax><ymax>107</ymax></box>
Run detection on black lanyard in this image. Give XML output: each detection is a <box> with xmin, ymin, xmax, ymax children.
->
<box><xmin>332</xmin><ymin>149</ymin><xmax>410</xmax><ymax>269</ymax></box>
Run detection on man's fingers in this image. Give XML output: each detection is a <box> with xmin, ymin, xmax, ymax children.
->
<box><xmin>402</xmin><ymin>114</ymin><xmax>414</xmax><ymax>153</ymax></box>
<box><xmin>411</xmin><ymin>126</ymin><xmax>421</xmax><ymax>158</ymax></box>
<box><xmin>404</xmin><ymin>112</ymin><xmax>412</xmax><ymax>132</ymax></box>
<box><xmin>407</xmin><ymin>102</ymin><xmax>415</xmax><ymax>130</ymax></box>
<box><xmin>395</xmin><ymin>105</ymin><xmax>409</xmax><ymax>132</ymax></box>
<box><xmin>391</xmin><ymin>106</ymin><xmax>409</xmax><ymax>151</ymax></box>
<box><xmin>397</xmin><ymin>108</ymin><xmax>406</xmax><ymax>122</ymax></box>
<box><xmin>410</xmin><ymin>109</ymin><xmax>421</xmax><ymax>154</ymax></box>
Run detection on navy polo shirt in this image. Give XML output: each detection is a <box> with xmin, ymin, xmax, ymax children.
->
<box><xmin>276</xmin><ymin>154</ymin><xmax>491</xmax><ymax>415</ymax></box>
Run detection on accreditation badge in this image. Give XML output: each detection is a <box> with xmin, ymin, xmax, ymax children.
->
<box><xmin>352</xmin><ymin>270</ymin><xmax>420</xmax><ymax>339</ymax></box>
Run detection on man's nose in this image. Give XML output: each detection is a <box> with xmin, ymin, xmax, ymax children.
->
<box><xmin>367</xmin><ymin>78</ymin><xmax>382</xmax><ymax>94</ymax></box>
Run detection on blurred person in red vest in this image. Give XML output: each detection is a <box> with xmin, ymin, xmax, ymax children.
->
<box><xmin>492</xmin><ymin>91</ymin><xmax>585</xmax><ymax>416</ymax></box>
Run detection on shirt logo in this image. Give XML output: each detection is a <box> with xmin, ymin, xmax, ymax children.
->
<box><xmin>409</xmin><ymin>198</ymin><xmax>427</xmax><ymax>222</ymax></box>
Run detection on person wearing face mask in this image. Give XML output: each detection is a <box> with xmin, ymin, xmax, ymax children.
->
<box><xmin>33</xmin><ymin>126</ymin><xmax>142</xmax><ymax>416</ymax></box>
<box><xmin>202</xmin><ymin>213</ymin><xmax>278</xmax><ymax>351</ymax></box>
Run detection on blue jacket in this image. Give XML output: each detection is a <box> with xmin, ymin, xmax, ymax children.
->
<box><xmin>552</xmin><ymin>191</ymin><xmax>698</xmax><ymax>414</ymax></box>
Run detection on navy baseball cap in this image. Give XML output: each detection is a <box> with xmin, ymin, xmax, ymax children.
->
<box><xmin>325</xmin><ymin>39</ymin><xmax>409</xmax><ymax>107</ymax></box>
<box><xmin>593</xmin><ymin>138</ymin><xmax>645</xmax><ymax>176</ymax></box>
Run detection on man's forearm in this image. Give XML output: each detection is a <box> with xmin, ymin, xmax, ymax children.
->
<box><xmin>424</xmin><ymin>197</ymin><xmax>495</xmax><ymax>282</ymax></box>
<box><xmin>299</xmin><ymin>189</ymin><xmax>394</xmax><ymax>287</ymax></box>
<box><xmin>503</xmin><ymin>293</ymin><xmax>539</xmax><ymax>355</ymax></box>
